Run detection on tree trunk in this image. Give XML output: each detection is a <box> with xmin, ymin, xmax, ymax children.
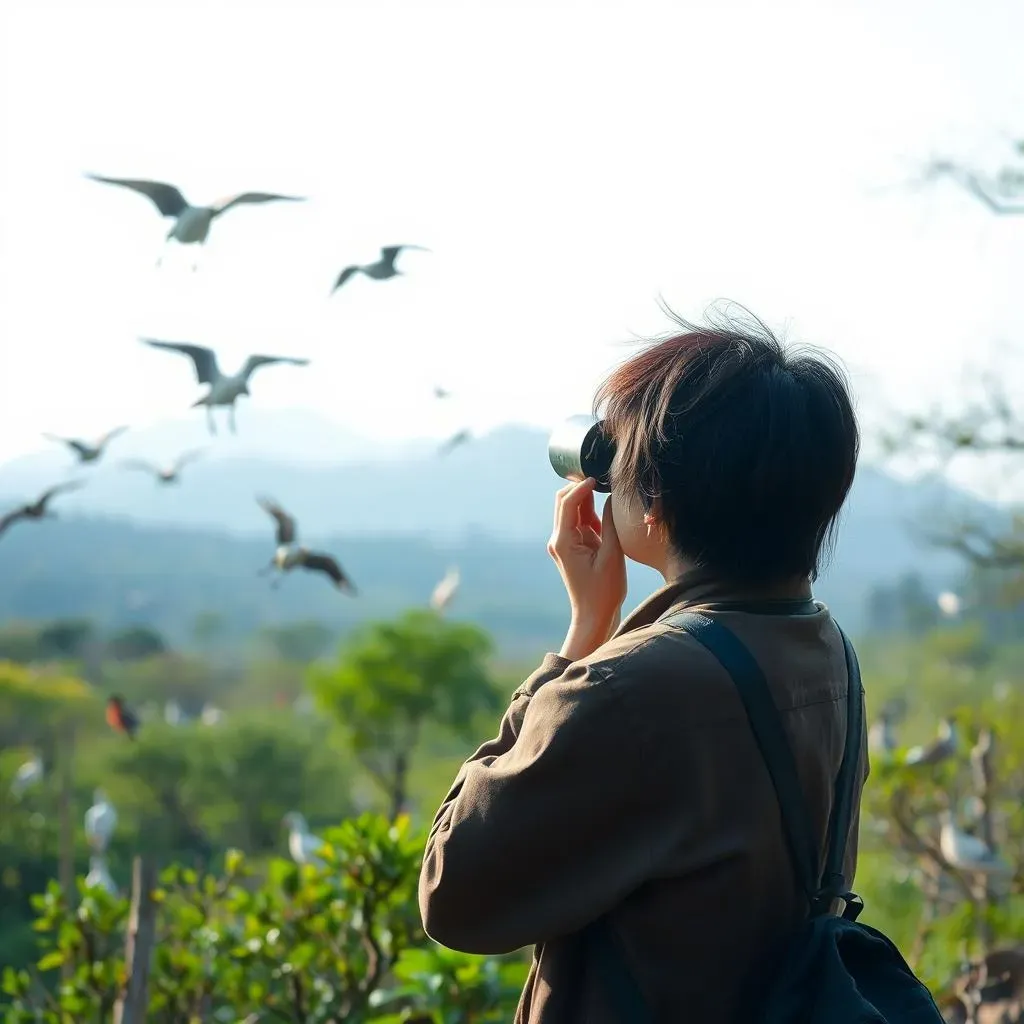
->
<box><xmin>57</xmin><ymin>721</ymin><xmax>75</xmax><ymax>982</ymax></box>
<box><xmin>390</xmin><ymin>750</ymin><xmax>409</xmax><ymax>822</ymax></box>
<box><xmin>114</xmin><ymin>857</ymin><xmax>157</xmax><ymax>1024</ymax></box>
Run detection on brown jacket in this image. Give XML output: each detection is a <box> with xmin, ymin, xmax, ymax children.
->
<box><xmin>419</xmin><ymin>571</ymin><xmax>868</xmax><ymax>1023</ymax></box>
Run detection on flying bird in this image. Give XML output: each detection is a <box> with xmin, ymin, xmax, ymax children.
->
<box><xmin>438</xmin><ymin>428</ymin><xmax>471</xmax><ymax>457</ymax></box>
<box><xmin>430</xmin><ymin>566</ymin><xmax>460</xmax><ymax>613</ymax></box>
<box><xmin>105</xmin><ymin>695</ymin><xmax>140</xmax><ymax>739</ymax></box>
<box><xmin>44</xmin><ymin>426</ymin><xmax>127</xmax><ymax>464</ymax></box>
<box><xmin>10</xmin><ymin>754</ymin><xmax>43</xmax><ymax>800</ymax></box>
<box><xmin>282</xmin><ymin>811</ymin><xmax>327</xmax><ymax>868</ymax></box>
<box><xmin>140</xmin><ymin>338</ymin><xmax>310</xmax><ymax>435</ymax></box>
<box><xmin>331</xmin><ymin>245</ymin><xmax>430</xmax><ymax>294</ymax></box>
<box><xmin>121</xmin><ymin>448</ymin><xmax>206</xmax><ymax>484</ymax></box>
<box><xmin>85</xmin><ymin>173</ymin><xmax>305</xmax><ymax>268</ymax></box>
<box><xmin>84</xmin><ymin>789</ymin><xmax>118</xmax><ymax>852</ymax></box>
<box><xmin>433</xmin><ymin>385</ymin><xmax>451</xmax><ymax>399</ymax></box>
<box><xmin>905</xmin><ymin>716</ymin><xmax>958</xmax><ymax>767</ymax></box>
<box><xmin>256</xmin><ymin>497</ymin><xmax>357</xmax><ymax>594</ymax></box>
<box><xmin>0</xmin><ymin>481</ymin><xmax>84</xmax><ymax>539</ymax></box>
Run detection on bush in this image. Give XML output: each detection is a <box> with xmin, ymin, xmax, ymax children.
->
<box><xmin>0</xmin><ymin>813</ymin><xmax>528</xmax><ymax>1023</ymax></box>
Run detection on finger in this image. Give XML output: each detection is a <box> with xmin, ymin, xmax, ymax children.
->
<box><xmin>553</xmin><ymin>482</ymin><xmax>575</xmax><ymax>531</ymax></box>
<box><xmin>556</xmin><ymin>478</ymin><xmax>596</xmax><ymax>539</ymax></box>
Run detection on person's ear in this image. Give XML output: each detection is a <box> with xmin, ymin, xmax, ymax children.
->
<box><xmin>642</xmin><ymin>498</ymin><xmax>664</xmax><ymax>535</ymax></box>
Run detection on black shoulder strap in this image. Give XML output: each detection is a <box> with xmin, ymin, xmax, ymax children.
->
<box><xmin>583</xmin><ymin>611</ymin><xmax>866</xmax><ymax>1023</ymax></box>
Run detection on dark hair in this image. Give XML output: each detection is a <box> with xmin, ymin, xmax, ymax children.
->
<box><xmin>595</xmin><ymin>303</ymin><xmax>859</xmax><ymax>583</ymax></box>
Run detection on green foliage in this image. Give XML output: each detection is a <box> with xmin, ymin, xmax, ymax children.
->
<box><xmin>1</xmin><ymin>815</ymin><xmax>524</xmax><ymax>1024</ymax></box>
<box><xmin>310</xmin><ymin>611</ymin><xmax>501</xmax><ymax>818</ymax></box>
<box><xmin>260</xmin><ymin>621</ymin><xmax>337</xmax><ymax>663</ymax></box>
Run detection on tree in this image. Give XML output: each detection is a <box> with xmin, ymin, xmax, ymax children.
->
<box><xmin>309</xmin><ymin>610</ymin><xmax>501</xmax><ymax>821</ymax></box>
<box><xmin>259</xmin><ymin>620</ymin><xmax>336</xmax><ymax>664</ymax></box>
<box><xmin>106</xmin><ymin>626</ymin><xmax>167</xmax><ymax>662</ymax></box>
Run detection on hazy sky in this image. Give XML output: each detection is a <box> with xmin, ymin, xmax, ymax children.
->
<box><xmin>2</xmin><ymin>0</ymin><xmax>1024</xmax><ymax>493</ymax></box>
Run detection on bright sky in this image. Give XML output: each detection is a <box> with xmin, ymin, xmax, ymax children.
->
<box><xmin>2</xmin><ymin>0</ymin><xmax>1024</xmax><ymax>494</ymax></box>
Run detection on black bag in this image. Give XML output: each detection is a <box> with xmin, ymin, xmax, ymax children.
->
<box><xmin>582</xmin><ymin>609</ymin><xmax>945</xmax><ymax>1023</ymax></box>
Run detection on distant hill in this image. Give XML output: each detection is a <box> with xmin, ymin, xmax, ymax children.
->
<box><xmin>0</xmin><ymin>411</ymin><xmax>994</xmax><ymax>648</ymax></box>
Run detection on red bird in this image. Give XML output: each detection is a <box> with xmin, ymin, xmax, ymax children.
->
<box><xmin>105</xmin><ymin>695</ymin><xmax>140</xmax><ymax>739</ymax></box>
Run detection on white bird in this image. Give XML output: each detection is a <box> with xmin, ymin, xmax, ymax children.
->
<box><xmin>939</xmin><ymin>809</ymin><xmax>1013</xmax><ymax>876</ymax></box>
<box><xmin>164</xmin><ymin>700</ymin><xmax>184</xmax><ymax>726</ymax></box>
<box><xmin>84</xmin><ymin>854</ymin><xmax>118</xmax><ymax>896</ymax></box>
<box><xmin>905</xmin><ymin>717</ymin><xmax>958</xmax><ymax>767</ymax></box>
<box><xmin>282</xmin><ymin>811</ymin><xmax>327</xmax><ymax>867</ymax></box>
<box><xmin>10</xmin><ymin>754</ymin><xmax>43</xmax><ymax>799</ymax></box>
<box><xmin>256</xmin><ymin>497</ymin><xmax>357</xmax><ymax>594</ymax></box>
<box><xmin>430</xmin><ymin>566</ymin><xmax>460</xmax><ymax>613</ymax></box>
<box><xmin>868</xmin><ymin>715</ymin><xmax>898</xmax><ymax>758</ymax></box>
<box><xmin>199</xmin><ymin>703</ymin><xmax>224</xmax><ymax>726</ymax></box>
<box><xmin>84</xmin><ymin>789</ymin><xmax>117</xmax><ymax>853</ymax></box>
<box><xmin>121</xmin><ymin>448</ymin><xmax>206</xmax><ymax>485</ymax></box>
<box><xmin>44</xmin><ymin>426</ymin><xmax>127</xmax><ymax>465</ymax></box>
<box><xmin>85</xmin><ymin>173</ymin><xmax>305</xmax><ymax>269</ymax></box>
<box><xmin>141</xmin><ymin>338</ymin><xmax>310</xmax><ymax>435</ymax></box>
<box><xmin>937</xmin><ymin>591</ymin><xmax>962</xmax><ymax>617</ymax></box>
<box><xmin>331</xmin><ymin>245</ymin><xmax>429</xmax><ymax>294</ymax></box>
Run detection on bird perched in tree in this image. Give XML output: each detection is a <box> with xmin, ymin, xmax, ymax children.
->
<box><xmin>438</xmin><ymin>428</ymin><xmax>471</xmax><ymax>457</ymax></box>
<box><xmin>0</xmin><ymin>481</ymin><xmax>84</xmax><ymax>539</ymax></box>
<box><xmin>905</xmin><ymin>716</ymin><xmax>958</xmax><ymax>767</ymax></box>
<box><xmin>331</xmin><ymin>245</ymin><xmax>429</xmax><ymax>294</ymax></box>
<box><xmin>44</xmin><ymin>426</ymin><xmax>127</xmax><ymax>464</ymax></box>
<box><xmin>121</xmin><ymin>448</ymin><xmax>206</xmax><ymax>484</ymax></box>
<box><xmin>282</xmin><ymin>811</ymin><xmax>327</xmax><ymax>868</ymax></box>
<box><xmin>85</xmin><ymin>173</ymin><xmax>305</xmax><ymax>268</ymax></box>
<box><xmin>105</xmin><ymin>695</ymin><xmax>140</xmax><ymax>739</ymax></box>
<box><xmin>140</xmin><ymin>338</ymin><xmax>310</xmax><ymax>435</ymax></box>
<box><xmin>939</xmin><ymin>808</ymin><xmax>1012</xmax><ymax>876</ymax></box>
<box><xmin>430</xmin><ymin>566</ymin><xmax>460</xmax><ymax>613</ymax></box>
<box><xmin>85</xmin><ymin>854</ymin><xmax>118</xmax><ymax>895</ymax></box>
<box><xmin>84</xmin><ymin>789</ymin><xmax>118</xmax><ymax>852</ymax></box>
<box><xmin>10</xmin><ymin>754</ymin><xmax>43</xmax><ymax>800</ymax></box>
<box><xmin>256</xmin><ymin>497</ymin><xmax>357</xmax><ymax>594</ymax></box>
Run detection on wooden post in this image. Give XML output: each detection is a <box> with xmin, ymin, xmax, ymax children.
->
<box><xmin>114</xmin><ymin>857</ymin><xmax>157</xmax><ymax>1024</ymax></box>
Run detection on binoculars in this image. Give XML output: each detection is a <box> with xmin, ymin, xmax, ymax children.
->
<box><xmin>547</xmin><ymin>415</ymin><xmax>616</xmax><ymax>494</ymax></box>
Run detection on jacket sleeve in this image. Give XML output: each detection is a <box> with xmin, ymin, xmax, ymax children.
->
<box><xmin>418</xmin><ymin>650</ymin><xmax>670</xmax><ymax>955</ymax></box>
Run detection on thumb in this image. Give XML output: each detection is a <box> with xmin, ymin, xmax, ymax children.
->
<box><xmin>598</xmin><ymin>496</ymin><xmax>623</xmax><ymax>556</ymax></box>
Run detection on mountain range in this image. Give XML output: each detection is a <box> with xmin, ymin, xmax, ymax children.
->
<box><xmin>0</xmin><ymin>409</ymin><xmax>991</xmax><ymax>653</ymax></box>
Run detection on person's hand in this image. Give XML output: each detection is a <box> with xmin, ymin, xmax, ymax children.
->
<box><xmin>547</xmin><ymin>477</ymin><xmax>627</xmax><ymax>661</ymax></box>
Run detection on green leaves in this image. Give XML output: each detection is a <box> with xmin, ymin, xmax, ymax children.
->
<box><xmin>3</xmin><ymin>812</ymin><xmax>526</xmax><ymax>1023</ymax></box>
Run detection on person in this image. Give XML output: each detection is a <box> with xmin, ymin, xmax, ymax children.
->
<box><xmin>418</xmin><ymin>305</ymin><xmax>866</xmax><ymax>1024</ymax></box>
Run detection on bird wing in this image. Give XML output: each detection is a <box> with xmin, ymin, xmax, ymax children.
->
<box><xmin>302</xmin><ymin>551</ymin><xmax>356</xmax><ymax>593</ymax></box>
<box><xmin>44</xmin><ymin>433</ymin><xmax>89</xmax><ymax>457</ymax></box>
<box><xmin>211</xmin><ymin>192</ymin><xmax>306</xmax><ymax>215</ymax></box>
<box><xmin>121</xmin><ymin>459</ymin><xmax>159</xmax><ymax>475</ymax></box>
<box><xmin>85</xmin><ymin>174</ymin><xmax>189</xmax><ymax>217</ymax></box>
<box><xmin>239</xmin><ymin>354</ymin><xmax>310</xmax><ymax>381</ymax></box>
<box><xmin>172</xmin><ymin>447</ymin><xmax>207</xmax><ymax>471</ymax></box>
<box><xmin>0</xmin><ymin>508</ymin><xmax>27</xmax><ymax>536</ymax></box>
<box><xmin>35</xmin><ymin>480</ymin><xmax>85</xmax><ymax>510</ymax></box>
<box><xmin>331</xmin><ymin>266</ymin><xmax>359</xmax><ymax>292</ymax></box>
<box><xmin>438</xmin><ymin>429</ymin><xmax>471</xmax><ymax>456</ymax></box>
<box><xmin>257</xmin><ymin>496</ymin><xmax>297</xmax><ymax>545</ymax></box>
<box><xmin>382</xmin><ymin>244</ymin><xmax>429</xmax><ymax>264</ymax></box>
<box><xmin>95</xmin><ymin>425</ymin><xmax>128</xmax><ymax>450</ymax></box>
<box><xmin>141</xmin><ymin>339</ymin><xmax>221</xmax><ymax>384</ymax></box>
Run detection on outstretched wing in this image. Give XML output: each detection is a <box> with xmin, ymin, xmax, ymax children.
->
<box><xmin>382</xmin><ymin>244</ymin><xmax>429</xmax><ymax>262</ymax></box>
<box><xmin>240</xmin><ymin>354</ymin><xmax>310</xmax><ymax>381</ymax></box>
<box><xmin>35</xmin><ymin>480</ymin><xmax>85</xmax><ymax>510</ymax></box>
<box><xmin>171</xmin><ymin>447</ymin><xmax>207</xmax><ymax>472</ymax></box>
<box><xmin>303</xmin><ymin>551</ymin><xmax>356</xmax><ymax>594</ymax></box>
<box><xmin>211</xmin><ymin>192</ymin><xmax>306</xmax><ymax>216</ymax></box>
<box><xmin>43</xmin><ymin>433</ymin><xmax>89</xmax><ymax>457</ymax></box>
<box><xmin>140</xmin><ymin>339</ymin><xmax>220</xmax><ymax>384</ymax></box>
<box><xmin>0</xmin><ymin>508</ymin><xmax>26</xmax><ymax>537</ymax></box>
<box><xmin>85</xmin><ymin>174</ymin><xmax>189</xmax><ymax>217</ymax></box>
<box><xmin>331</xmin><ymin>266</ymin><xmax>360</xmax><ymax>293</ymax></box>
<box><xmin>121</xmin><ymin>459</ymin><xmax>159</xmax><ymax>476</ymax></box>
<box><xmin>95</xmin><ymin>425</ymin><xmax>128</xmax><ymax>450</ymax></box>
<box><xmin>257</xmin><ymin>496</ymin><xmax>297</xmax><ymax>545</ymax></box>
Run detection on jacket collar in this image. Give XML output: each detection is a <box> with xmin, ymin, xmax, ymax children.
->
<box><xmin>615</xmin><ymin>566</ymin><xmax>814</xmax><ymax>638</ymax></box>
